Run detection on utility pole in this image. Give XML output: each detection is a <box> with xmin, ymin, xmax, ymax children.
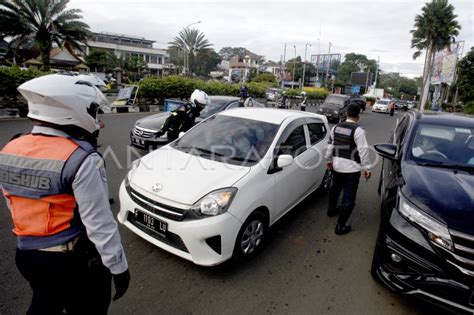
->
<box><xmin>281</xmin><ymin>43</ymin><xmax>287</xmax><ymax>89</ymax></box>
<box><xmin>373</xmin><ymin>56</ymin><xmax>380</xmax><ymax>90</ymax></box>
<box><xmin>315</xmin><ymin>21</ymin><xmax>321</xmax><ymax>87</ymax></box>
<box><xmin>292</xmin><ymin>45</ymin><xmax>296</xmax><ymax>89</ymax></box>
<box><xmin>365</xmin><ymin>66</ymin><xmax>370</xmax><ymax>94</ymax></box>
<box><xmin>302</xmin><ymin>43</ymin><xmax>311</xmax><ymax>88</ymax></box>
<box><xmin>325</xmin><ymin>42</ymin><xmax>332</xmax><ymax>87</ymax></box>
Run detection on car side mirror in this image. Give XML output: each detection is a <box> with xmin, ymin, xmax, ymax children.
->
<box><xmin>178</xmin><ymin>132</ymin><xmax>185</xmax><ymax>139</ymax></box>
<box><xmin>277</xmin><ymin>154</ymin><xmax>294</xmax><ymax>168</ymax></box>
<box><xmin>374</xmin><ymin>143</ymin><xmax>397</xmax><ymax>160</ymax></box>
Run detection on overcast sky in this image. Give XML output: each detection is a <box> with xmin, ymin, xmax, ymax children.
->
<box><xmin>70</xmin><ymin>0</ymin><xmax>473</xmax><ymax>78</ymax></box>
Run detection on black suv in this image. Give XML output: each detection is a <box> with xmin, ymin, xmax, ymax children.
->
<box><xmin>372</xmin><ymin>111</ymin><xmax>474</xmax><ymax>313</ymax></box>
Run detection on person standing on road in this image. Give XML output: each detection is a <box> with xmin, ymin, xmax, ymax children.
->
<box><xmin>0</xmin><ymin>74</ymin><xmax>130</xmax><ymax>314</ymax></box>
<box><xmin>279</xmin><ymin>91</ymin><xmax>289</xmax><ymax>109</ymax></box>
<box><xmin>389</xmin><ymin>101</ymin><xmax>395</xmax><ymax>116</ymax></box>
<box><xmin>325</xmin><ymin>104</ymin><xmax>372</xmax><ymax>235</ymax></box>
<box><xmin>156</xmin><ymin>89</ymin><xmax>211</xmax><ymax>142</ymax></box>
<box><xmin>300</xmin><ymin>91</ymin><xmax>307</xmax><ymax>111</ymax></box>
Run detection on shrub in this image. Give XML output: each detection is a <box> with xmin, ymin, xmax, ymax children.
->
<box><xmin>285</xmin><ymin>88</ymin><xmax>329</xmax><ymax>100</ymax></box>
<box><xmin>464</xmin><ymin>101</ymin><xmax>474</xmax><ymax>115</ymax></box>
<box><xmin>0</xmin><ymin>66</ymin><xmax>49</xmax><ymax>97</ymax></box>
<box><xmin>251</xmin><ymin>73</ymin><xmax>277</xmax><ymax>83</ymax></box>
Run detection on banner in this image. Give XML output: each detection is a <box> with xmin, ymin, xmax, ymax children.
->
<box><xmin>430</xmin><ymin>43</ymin><xmax>460</xmax><ymax>85</ymax></box>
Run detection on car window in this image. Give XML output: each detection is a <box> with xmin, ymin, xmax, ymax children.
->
<box><xmin>226</xmin><ymin>101</ymin><xmax>240</xmax><ymax>109</ymax></box>
<box><xmin>307</xmin><ymin>123</ymin><xmax>327</xmax><ymax>145</ymax></box>
<box><xmin>394</xmin><ymin>115</ymin><xmax>409</xmax><ymax>147</ymax></box>
<box><xmin>278</xmin><ymin>125</ymin><xmax>307</xmax><ymax>157</ymax></box>
<box><xmin>199</xmin><ymin>99</ymin><xmax>230</xmax><ymax>119</ymax></box>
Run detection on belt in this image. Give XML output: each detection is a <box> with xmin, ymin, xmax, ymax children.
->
<box><xmin>37</xmin><ymin>238</ymin><xmax>76</xmax><ymax>253</ymax></box>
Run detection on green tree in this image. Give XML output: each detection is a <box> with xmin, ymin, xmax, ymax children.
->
<box><xmin>411</xmin><ymin>0</ymin><xmax>461</xmax><ymax>110</ymax></box>
<box><xmin>455</xmin><ymin>46</ymin><xmax>474</xmax><ymax>103</ymax></box>
<box><xmin>218</xmin><ymin>47</ymin><xmax>247</xmax><ymax>60</ymax></box>
<box><xmin>168</xmin><ymin>28</ymin><xmax>212</xmax><ymax>76</ymax></box>
<box><xmin>335</xmin><ymin>53</ymin><xmax>378</xmax><ymax>87</ymax></box>
<box><xmin>122</xmin><ymin>55</ymin><xmax>148</xmax><ymax>82</ymax></box>
<box><xmin>85</xmin><ymin>49</ymin><xmax>120</xmax><ymax>72</ymax></box>
<box><xmin>193</xmin><ymin>49</ymin><xmax>221</xmax><ymax>78</ymax></box>
<box><xmin>251</xmin><ymin>73</ymin><xmax>277</xmax><ymax>83</ymax></box>
<box><xmin>0</xmin><ymin>0</ymin><xmax>91</xmax><ymax>71</ymax></box>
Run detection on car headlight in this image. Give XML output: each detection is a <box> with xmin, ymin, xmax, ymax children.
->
<box><xmin>318</xmin><ymin>108</ymin><xmax>323</xmax><ymax>112</ymax></box>
<box><xmin>398</xmin><ymin>194</ymin><xmax>453</xmax><ymax>250</ymax></box>
<box><xmin>191</xmin><ymin>188</ymin><xmax>237</xmax><ymax>216</ymax></box>
<box><xmin>125</xmin><ymin>159</ymin><xmax>141</xmax><ymax>187</ymax></box>
<box><xmin>334</xmin><ymin>110</ymin><xmax>339</xmax><ymax>114</ymax></box>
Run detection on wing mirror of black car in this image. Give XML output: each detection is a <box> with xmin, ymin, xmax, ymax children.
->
<box><xmin>374</xmin><ymin>143</ymin><xmax>397</xmax><ymax>160</ymax></box>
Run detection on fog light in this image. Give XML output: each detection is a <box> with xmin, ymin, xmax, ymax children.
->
<box><xmin>390</xmin><ymin>253</ymin><xmax>402</xmax><ymax>263</ymax></box>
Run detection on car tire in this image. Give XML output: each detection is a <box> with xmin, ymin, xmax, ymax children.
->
<box><xmin>233</xmin><ymin>211</ymin><xmax>268</xmax><ymax>261</ymax></box>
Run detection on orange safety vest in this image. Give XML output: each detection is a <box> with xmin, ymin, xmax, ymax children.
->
<box><xmin>0</xmin><ymin>134</ymin><xmax>95</xmax><ymax>249</ymax></box>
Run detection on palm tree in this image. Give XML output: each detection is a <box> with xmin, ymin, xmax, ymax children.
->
<box><xmin>168</xmin><ymin>28</ymin><xmax>212</xmax><ymax>76</ymax></box>
<box><xmin>0</xmin><ymin>0</ymin><xmax>90</xmax><ymax>70</ymax></box>
<box><xmin>411</xmin><ymin>0</ymin><xmax>460</xmax><ymax>110</ymax></box>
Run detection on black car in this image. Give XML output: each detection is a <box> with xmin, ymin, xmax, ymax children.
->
<box><xmin>372</xmin><ymin>111</ymin><xmax>474</xmax><ymax>313</ymax></box>
<box><xmin>130</xmin><ymin>96</ymin><xmax>264</xmax><ymax>149</ymax></box>
<box><xmin>317</xmin><ymin>94</ymin><xmax>350</xmax><ymax>123</ymax></box>
<box><xmin>349</xmin><ymin>95</ymin><xmax>366</xmax><ymax>112</ymax></box>
<box><xmin>395</xmin><ymin>100</ymin><xmax>409</xmax><ymax>111</ymax></box>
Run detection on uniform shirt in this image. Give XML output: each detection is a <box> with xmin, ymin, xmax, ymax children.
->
<box><xmin>8</xmin><ymin>126</ymin><xmax>128</xmax><ymax>274</ymax></box>
<box><xmin>325</xmin><ymin>119</ymin><xmax>371</xmax><ymax>173</ymax></box>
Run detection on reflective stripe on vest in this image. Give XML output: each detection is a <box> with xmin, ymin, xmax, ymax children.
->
<box><xmin>333</xmin><ymin>122</ymin><xmax>361</xmax><ymax>163</ymax></box>
<box><xmin>0</xmin><ymin>134</ymin><xmax>95</xmax><ymax>250</ymax></box>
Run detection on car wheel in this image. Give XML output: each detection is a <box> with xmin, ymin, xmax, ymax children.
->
<box><xmin>234</xmin><ymin>211</ymin><xmax>268</xmax><ymax>260</ymax></box>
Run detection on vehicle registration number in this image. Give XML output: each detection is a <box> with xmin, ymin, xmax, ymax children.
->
<box><xmin>134</xmin><ymin>209</ymin><xmax>168</xmax><ymax>235</ymax></box>
<box><xmin>131</xmin><ymin>137</ymin><xmax>146</xmax><ymax>146</ymax></box>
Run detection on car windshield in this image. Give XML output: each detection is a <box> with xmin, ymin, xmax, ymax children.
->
<box><xmin>408</xmin><ymin>122</ymin><xmax>474</xmax><ymax>170</ymax></box>
<box><xmin>199</xmin><ymin>99</ymin><xmax>232</xmax><ymax>119</ymax></box>
<box><xmin>172</xmin><ymin>115</ymin><xmax>279</xmax><ymax>165</ymax></box>
<box><xmin>324</xmin><ymin>95</ymin><xmax>346</xmax><ymax>108</ymax></box>
<box><xmin>377</xmin><ymin>100</ymin><xmax>390</xmax><ymax>105</ymax></box>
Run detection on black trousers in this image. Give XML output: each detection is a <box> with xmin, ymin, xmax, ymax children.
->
<box><xmin>16</xmin><ymin>248</ymin><xmax>112</xmax><ymax>315</ymax></box>
<box><xmin>328</xmin><ymin>170</ymin><xmax>361</xmax><ymax>225</ymax></box>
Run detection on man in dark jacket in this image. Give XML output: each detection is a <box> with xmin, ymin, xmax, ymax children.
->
<box><xmin>156</xmin><ymin>89</ymin><xmax>210</xmax><ymax>142</ymax></box>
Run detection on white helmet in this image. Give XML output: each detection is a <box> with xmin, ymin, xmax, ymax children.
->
<box><xmin>77</xmin><ymin>74</ymin><xmax>107</xmax><ymax>92</ymax></box>
<box><xmin>190</xmin><ymin>89</ymin><xmax>210</xmax><ymax>109</ymax></box>
<box><xmin>301</xmin><ymin>91</ymin><xmax>307</xmax><ymax>96</ymax></box>
<box><xmin>18</xmin><ymin>74</ymin><xmax>109</xmax><ymax>134</ymax></box>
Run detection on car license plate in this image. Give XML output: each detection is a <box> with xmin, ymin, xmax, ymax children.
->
<box><xmin>134</xmin><ymin>209</ymin><xmax>168</xmax><ymax>235</ymax></box>
<box><xmin>132</xmin><ymin>137</ymin><xmax>146</xmax><ymax>147</ymax></box>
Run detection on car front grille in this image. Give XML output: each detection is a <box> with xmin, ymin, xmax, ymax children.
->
<box><xmin>127</xmin><ymin>212</ymin><xmax>188</xmax><ymax>252</ymax></box>
<box><xmin>127</xmin><ymin>186</ymin><xmax>187</xmax><ymax>221</ymax></box>
<box><xmin>442</xmin><ymin>229</ymin><xmax>474</xmax><ymax>277</ymax></box>
<box><xmin>133</xmin><ymin>126</ymin><xmax>157</xmax><ymax>139</ymax></box>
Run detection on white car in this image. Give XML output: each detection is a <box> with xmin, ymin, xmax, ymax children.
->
<box><xmin>118</xmin><ymin>108</ymin><xmax>330</xmax><ymax>266</ymax></box>
<box><xmin>372</xmin><ymin>99</ymin><xmax>391</xmax><ymax>113</ymax></box>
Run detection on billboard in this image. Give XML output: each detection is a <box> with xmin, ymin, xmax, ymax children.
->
<box><xmin>351</xmin><ymin>72</ymin><xmax>374</xmax><ymax>86</ymax></box>
<box><xmin>310</xmin><ymin>54</ymin><xmax>341</xmax><ymax>75</ymax></box>
<box><xmin>430</xmin><ymin>42</ymin><xmax>461</xmax><ymax>85</ymax></box>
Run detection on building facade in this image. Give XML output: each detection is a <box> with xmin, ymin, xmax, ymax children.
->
<box><xmin>85</xmin><ymin>32</ymin><xmax>173</xmax><ymax>76</ymax></box>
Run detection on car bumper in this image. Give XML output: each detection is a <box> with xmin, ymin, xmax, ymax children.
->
<box><xmin>118</xmin><ymin>182</ymin><xmax>243</xmax><ymax>266</ymax></box>
<box><xmin>374</xmin><ymin>210</ymin><xmax>474</xmax><ymax>313</ymax></box>
<box><xmin>130</xmin><ymin>132</ymin><xmax>168</xmax><ymax>149</ymax></box>
<box><xmin>372</xmin><ymin>107</ymin><xmax>388</xmax><ymax>113</ymax></box>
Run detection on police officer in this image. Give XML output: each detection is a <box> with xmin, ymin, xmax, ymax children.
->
<box><xmin>0</xmin><ymin>74</ymin><xmax>130</xmax><ymax>314</ymax></box>
<box><xmin>238</xmin><ymin>85</ymin><xmax>250</xmax><ymax>107</ymax></box>
<box><xmin>300</xmin><ymin>91</ymin><xmax>307</xmax><ymax>111</ymax></box>
<box><xmin>325</xmin><ymin>104</ymin><xmax>372</xmax><ymax>235</ymax></box>
<box><xmin>156</xmin><ymin>89</ymin><xmax>210</xmax><ymax>142</ymax></box>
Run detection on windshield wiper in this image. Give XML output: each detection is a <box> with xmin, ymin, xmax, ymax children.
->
<box><xmin>416</xmin><ymin>161</ymin><xmax>474</xmax><ymax>174</ymax></box>
<box><xmin>228</xmin><ymin>156</ymin><xmax>258</xmax><ymax>163</ymax></box>
<box><xmin>177</xmin><ymin>146</ymin><xmax>224</xmax><ymax>157</ymax></box>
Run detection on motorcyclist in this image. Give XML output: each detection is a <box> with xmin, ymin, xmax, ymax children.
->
<box><xmin>156</xmin><ymin>89</ymin><xmax>211</xmax><ymax>142</ymax></box>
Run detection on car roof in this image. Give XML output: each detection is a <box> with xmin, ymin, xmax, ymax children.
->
<box><xmin>414</xmin><ymin>111</ymin><xmax>474</xmax><ymax>126</ymax></box>
<box><xmin>209</xmin><ymin>95</ymin><xmax>240</xmax><ymax>102</ymax></box>
<box><xmin>217</xmin><ymin>107</ymin><xmax>324</xmax><ymax>124</ymax></box>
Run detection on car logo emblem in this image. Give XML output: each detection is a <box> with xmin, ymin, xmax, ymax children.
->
<box><xmin>136</xmin><ymin>129</ymin><xmax>144</xmax><ymax>136</ymax></box>
<box><xmin>152</xmin><ymin>183</ymin><xmax>162</xmax><ymax>192</ymax></box>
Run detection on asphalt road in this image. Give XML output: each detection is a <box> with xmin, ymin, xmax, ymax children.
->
<box><xmin>0</xmin><ymin>108</ymin><xmax>443</xmax><ymax>314</ymax></box>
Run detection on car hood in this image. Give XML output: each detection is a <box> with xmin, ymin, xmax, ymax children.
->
<box><xmin>401</xmin><ymin>163</ymin><xmax>474</xmax><ymax>233</ymax></box>
<box><xmin>130</xmin><ymin>147</ymin><xmax>251</xmax><ymax>205</ymax></box>
<box><xmin>320</xmin><ymin>104</ymin><xmax>340</xmax><ymax>111</ymax></box>
<box><xmin>135</xmin><ymin>112</ymin><xmax>171</xmax><ymax>130</ymax></box>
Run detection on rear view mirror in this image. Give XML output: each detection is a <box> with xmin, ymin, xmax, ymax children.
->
<box><xmin>277</xmin><ymin>155</ymin><xmax>294</xmax><ymax>168</ymax></box>
<box><xmin>374</xmin><ymin>143</ymin><xmax>397</xmax><ymax>160</ymax></box>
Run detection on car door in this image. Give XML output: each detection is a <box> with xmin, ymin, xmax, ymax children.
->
<box><xmin>305</xmin><ymin>118</ymin><xmax>329</xmax><ymax>187</ymax></box>
<box><xmin>271</xmin><ymin>119</ymin><xmax>314</xmax><ymax>220</ymax></box>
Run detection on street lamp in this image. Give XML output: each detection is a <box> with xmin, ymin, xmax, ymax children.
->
<box><xmin>302</xmin><ymin>43</ymin><xmax>311</xmax><ymax>88</ymax></box>
<box><xmin>182</xmin><ymin>21</ymin><xmax>201</xmax><ymax>76</ymax></box>
<box><xmin>325</xmin><ymin>41</ymin><xmax>332</xmax><ymax>87</ymax></box>
<box><xmin>292</xmin><ymin>45</ymin><xmax>296</xmax><ymax>89</ymax></box>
